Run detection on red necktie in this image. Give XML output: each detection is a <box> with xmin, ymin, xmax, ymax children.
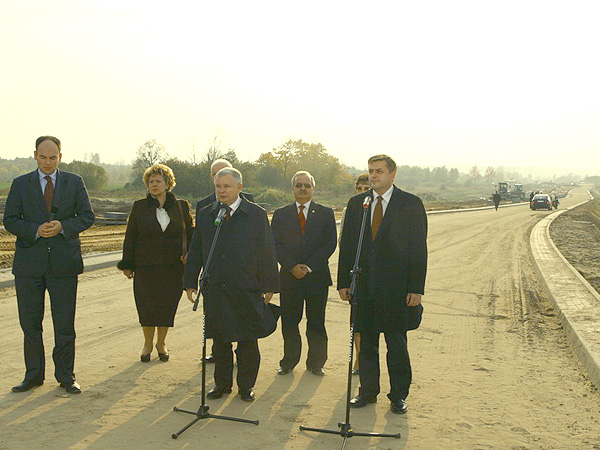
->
<box><xmin>298</xmin><ymin>205</ymin><xmax>306</xmax><ymax>235</ymax></box>
<box><xmin>371</xmin><ymin>196</ymin><xmax>383</xmax><ymax>240</ymax></box>
<box><xmin>44</xmin><ymin>176</ymin><xmax>54</xmax><ymax>213</ymax></box>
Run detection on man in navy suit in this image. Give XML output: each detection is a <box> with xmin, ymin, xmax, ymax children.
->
<box><xmin>3</xmin><ymin>136</ymin><xmax>94</xmax><ymax>394</ymax></box>
<box><xmin>271</xmin><ymin>171</ymin><xmax>337</xmax><ymax>376</ymax></box>
<box><xmin>338</xmin><ymin>154</ymin><xmax>427</xmax><ymax>414</ymax></box>
<box><xmin>195</xmin><ymin>158</ymin><xmax>254</xmax><ymax>363</ymax></box>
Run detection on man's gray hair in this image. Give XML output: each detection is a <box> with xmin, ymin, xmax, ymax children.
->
<box><xmin>210</xmin><ymin>158</ymin><xmax>232</xmax><ymax>172</ymax></box>
<box><xmin>215</xmin><ymin>167</ymin><xmax>243</xmax><ymax>185</ymax></box>
<box><xmin>291</xmin><ymin>171</ymin><xmax>316</xmax><ymax>188</ymax></box>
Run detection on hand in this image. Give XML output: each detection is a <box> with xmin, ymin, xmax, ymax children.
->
<box><xmin>262</xmin><ymin>292</ymin><xmax>273</xmax><ymax>304</ymax></box>
<box><xmin>406</xmin><ymin>293</ymin><xmax>422</xmax><ymax>307</ymax></box>
<box><xmin>338</xmin><ymin>288</ymin><xmax>351</xmax><ymax>301</ymax></box>
<box><xmin>38</xmin><ymin>220</ymin><xmax>62</xmax><ymax>238</ymax></box>
<box><xmin>186</xmin><ymin>288</ymin><xmax>197</xmax><ymax>303</ymax></box>
<box><xmin>122</xmin><ymin>269</ymin><xmax>134</xmax><ymax>279</ymax></box>
<box><xmin>291</xmin><ymin>264</ymin><xmax>309</xmax><ymax>279</ymax></box>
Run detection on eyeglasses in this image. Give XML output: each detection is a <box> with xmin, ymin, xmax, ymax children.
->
<box><xmin>294</xmin><ymin>183</ymin><xmax>313</xmax><ymax>189</ymax></box>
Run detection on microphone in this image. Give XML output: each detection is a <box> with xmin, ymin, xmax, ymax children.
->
<box><xmin>214</xmin><ymin>207</ymin><xmax>227</xmax><ymax>226</ymax></box>
<box><xmin>362</xmin><ymin>196</ymin><xmax>372</xmax><ymax>209</ymax></box>
<box><xmin>49</xmin><ymin>205</ymin><xmax>58</xmax><ymax>221</ymax></box>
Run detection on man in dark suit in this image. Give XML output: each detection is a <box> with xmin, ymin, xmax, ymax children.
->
<box><xmin>271</xmin><ymin>171</ymin><xmax>337</xmax><ymax>376</ymax></box>
<box><xmin>3</xmin><ymin>136</ymin><xmax>95</xmax><ymax>394</ymax></box>
<box><xmin>338</xmin><ymin>154</ymin><xmax>427</xmax><ymax>414</ymax></box>
<box><xmin>185</xmin><ymin>167</ymin><xmax>279</xmax><ymax>402</ymax></box>
<box><xmin>194</xmin><ymin>158</ymin><xmax>254</xmax><ymax>363</ymax></box>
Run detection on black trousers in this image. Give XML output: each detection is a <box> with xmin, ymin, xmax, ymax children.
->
<box><xmin>213</xmin><ymin>339</ymin><xmax>259</xmax><ymax>390</ymax></box>
<box><xmin>279</xmin><ymin>285</ymin><xmax>328</xmax><ymax>370</ymax></box>
<box><xmin>358</xmin><ymin>330</ymin><xmax>411</xmax><ymax>402</ymax></box>
<box><xmin>15</xmin><ymin>274</ymin><xmax>78</xmax><ymax>385</ymax></box>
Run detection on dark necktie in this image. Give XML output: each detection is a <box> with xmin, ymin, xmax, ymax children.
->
<box><xmin>44</xmin><ymin>176</ymin><xmax>54</xmax><ymax>213</ymax></box>
<box><xmin>224</xmin><ymin>204</ymin><xmax>232</xmax><ymax>221</ymax></box>
<box><xmin>371</xmin><ymin>196</ymin><xmax>383</xmax><ymax>240</ymax></box>
<box><xmin>298</xmin><ymin>205</ymin><xmax>306</xmax><ymax>235</ymax></box>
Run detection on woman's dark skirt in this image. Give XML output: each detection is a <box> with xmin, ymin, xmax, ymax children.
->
<box><xmin>133</xmin><ymin>264</ymin><xmax>184</xmax><ymax>327</ymax></box>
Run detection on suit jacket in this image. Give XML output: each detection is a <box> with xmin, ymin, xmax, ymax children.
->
<box><xmin>117</xmin><ymin>192</ymin><xmax>193</xmax><ymax>271</ymax></box>
<box><xmin>337</xmin><ymin>186</ymin><xmax>427</xmax><ymax>332</ymax></box>
<box><xmin>3</xmin><ymin>169</ymin><xmax>95</xmax><ymax>277</ymax></box>
<box><xmin>271</xmin><ymin>201</ymin><xmax>337</xmax><ymax>291</ymax></box>
<box><xmin>195</xmin><ymin>191</ymin><xmax>254</xmax><ymax>221</ymax></box>
<box><xmin>184</xmin><ymin>196</ymin><xmax>279</xmax><ymax>341</ymax></box>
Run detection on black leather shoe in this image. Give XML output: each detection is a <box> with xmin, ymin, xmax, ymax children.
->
<box><xmin>349</xmin><ymin>394</ymin><xmax>377</xmax><ymax>408</ymax></box>
<box><xmin>207</xmin><ymin>386</ymin><xmax>232</xmax><ymax>399</ymax></box>
<box><xmin>204</xmin><ymin>354</ymin><xmax>215</xmax><ymax>363</ymax></box>
<box><xmin>308</xmin><ymin>367</ymin><xmax>324</xmax><ymax>376</ymax></box>
<box><xmin>239</xmin><ymin>388</ymin><xmax>255</xmax><ymax>402</ymax></box>
<box><xmin>390</xmin><ymin>399</ymin><xmax>408</xmax><ymax>414</ymax></box>
<box><xmin>278</xmin><ymin>366</ymin><xmax>291</xmax><ymax>375</ymax></box>
<box><xmin>11</xmin><ymin>380</ymin><xmax>43</xmax><ymax>393</ymax></box>
<box><xmin>60</xmin><ymin>381</ymin><xmax>82</xmax><ymax>394</ymax></box>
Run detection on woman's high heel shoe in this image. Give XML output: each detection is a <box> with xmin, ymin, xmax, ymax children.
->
<box><xmin>156</xmin><ymin>345</ymin><xmax>169</xmax><ymax>362</ymax></box>
<box><xmin>140</xmin><ymin>353</ymin><xmax>151</xmax><ymax>362</ymax></box>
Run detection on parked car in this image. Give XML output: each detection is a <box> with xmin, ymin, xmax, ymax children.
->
<box><xmin>531</xmin><ymin>194</ymin><xmax>552</xmax><ymax>210</ymax></box>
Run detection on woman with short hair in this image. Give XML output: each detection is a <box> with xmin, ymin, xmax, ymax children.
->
<box><xmin>118</xmin><ymin>163</ymin><xmax>193</xmax><ymax>362</ymax></box>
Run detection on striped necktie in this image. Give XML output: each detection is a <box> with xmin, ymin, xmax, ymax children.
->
<box><xmin>371</xmin><ymin>196</ymin><xmax>383</xmax><ymax>240</ymax></box>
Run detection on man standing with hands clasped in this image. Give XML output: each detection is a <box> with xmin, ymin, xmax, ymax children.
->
<box><xmin>3</xmin><ymin>136</ymin><xmax>95</xmax><ymax>394</ymax></box>
<box><xmin>271</xmin><ymin>171</ymin><xmax>337</xmax><ymax>376</ymax></box>
<box><xmin>338</xmin><ymin>154</ymin><xmax>427</xmax><ymax>414</ymax></box>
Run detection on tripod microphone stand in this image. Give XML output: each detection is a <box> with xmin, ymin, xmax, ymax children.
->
<box><xmin>172</xmin><ymin>207</ymin><xmax>259</xmax><ymax>439</ymax></box>
<box><xmin>299</xmin><ymin>196</ymin><xmax>400</xmax><ymax>448</ymax></box>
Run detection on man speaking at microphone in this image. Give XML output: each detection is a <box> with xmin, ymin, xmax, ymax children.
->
<box><xmin>3</xmin><ymin>136</ymin><xmax>94</xmax><ymax>394</ymax></box>
<box><xmin>338</xmin><ymin>154</ymin><xmax>427</xmax><ymax>414</ymax></box>
<box><xmin>184</xmin><ymin>167</ymin><xmax>279</xmax><ymax>402</ymax></box>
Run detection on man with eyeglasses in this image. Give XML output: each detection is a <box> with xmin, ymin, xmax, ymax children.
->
<box><xmin>271</xmin><ymin>171</ymin><xmax>337</xmax><ymax>376</ymax></box>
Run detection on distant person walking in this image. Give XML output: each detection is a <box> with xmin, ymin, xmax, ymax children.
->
<box><xmin>118</xmin><ymin>163</ymin><xmax>193</xmax><ymax>362</ymax></box>
<box><xmin>492</xmin><ymin>191</ymin><xmax>501</xmax><ymax>211</ymax></box>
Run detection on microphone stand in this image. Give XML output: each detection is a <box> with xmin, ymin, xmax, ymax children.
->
<box><xmin>172</xmin><ymin>208</ymin><xmax>259</xmax><ymax>439</ymax></box>
<box><xmin>299</xmin><ymin>197</ymin><xmax>400</xmax><ymax>448</ymax></box>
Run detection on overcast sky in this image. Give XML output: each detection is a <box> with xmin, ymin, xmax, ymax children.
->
<box><xmin>1</xmin><ymin>0</ymin><xmax>599</xmax><ymax>174</ymax></box>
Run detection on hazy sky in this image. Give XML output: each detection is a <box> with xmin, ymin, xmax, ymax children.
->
<box><xmin>1</xmin><ymin>1</ymin><xmax>599</xmax><ymax>174</ymax></box>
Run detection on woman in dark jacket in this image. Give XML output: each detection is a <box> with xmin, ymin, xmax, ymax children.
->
<box><xmin>118</xmin><ymin>163</ymin><xmax>193</xmax><ymax>362</ymax></box>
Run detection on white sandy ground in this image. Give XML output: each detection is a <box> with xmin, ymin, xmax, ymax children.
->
<box><xmin>0</xmin><ymin>185</ymin><xmax>599</xmax><ymax>450</ymax></box>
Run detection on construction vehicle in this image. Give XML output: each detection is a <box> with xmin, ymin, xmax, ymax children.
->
<box><xmin>495</xmin><ymin>181</ymin><xmax>526</xmax><ymax>203</ymax></box>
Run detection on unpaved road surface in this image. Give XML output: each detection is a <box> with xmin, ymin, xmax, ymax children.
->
<box><xmin>0</xmin><ymin>186</ymin><xmax>599</xmax><ymax>450</ymax></box>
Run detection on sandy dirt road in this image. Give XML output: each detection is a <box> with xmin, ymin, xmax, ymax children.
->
<box><xmin>1</xmin><ymin>185</ymin><xmax>599</xmax><ymax>450</ymax></box>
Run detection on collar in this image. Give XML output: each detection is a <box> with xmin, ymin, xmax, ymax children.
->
<box><xmin>296</xmin><ymin>200</ymin><xmax>312</xmax><ymax>212</ymax></box>
<box><xmin>38</xmin><ymin>169</ymin><xmax>57</xmax><ymax>183</ymax></box>
<box><xmin>373</xmin><ymin>185</ymin><xmax>394</xmax><ymax>204</ymax></box>
<box><xmin>227</xmin><ymin>195</ymin><xmax>243</xmax><ymax>214</ymax></box>
<box><xmin>146</xmin><ymin>191</ymin><xmax>176</xmax><ymax>209</ymax></box>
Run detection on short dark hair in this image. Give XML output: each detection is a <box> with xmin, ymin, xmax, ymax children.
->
<box><xmin>36</xmin><ymin>136</ymin><xmax>61</xmax><ymax>151</ymax></box>
<box><xmin>355</xmin><ymin>172</ymin><xmax>369</xmax><ymax>187</ymax></box>
<box><xmin>368</xmin><ymin>154</ymin><xmax>396</xmax><ymax>172</ymax></box>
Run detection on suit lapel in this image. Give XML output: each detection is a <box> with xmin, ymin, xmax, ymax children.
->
<box><xmin>304</xmin><ymin>201</ymin><xmax>319</xmax><ymax>234</ymax></box>
<box><xmin>29</xmin><ymin>171</ymin><xmax>47</xmax><ymax>214</ymax></box>
<box><xmin>53</xmin><ymin>170</ymin><xmax>67</xmax><ymax>212</ymax></box>
<box><xmin>373</xmin><ymin>186</ymin><xmax>402</xmax><ymax>242</ymax></box>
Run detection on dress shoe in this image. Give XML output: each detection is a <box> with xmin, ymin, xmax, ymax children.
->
<box><xmin>11</xmin><ymin>380</ymin><xmax>43</xmax><ymax>393</ymax></box>
<box><xmin>390</xmin><ymin>399</ymin><xmax>408</xmax><ymax>414</ymax></box>
<box><xmin>278</xmin><ymin>366</ymin><xmax>291</xmax><ymax>375</ymax></box>
<box><xmin>206</xmin><ymin>386</ymin><xmax>232</xmax><ymax>399</ymax></box>
<box><xmin>204</xmin><ymin>353</ymin><xmax>215</xmax><ymax>363</ymax></box>
<box><xmin>60</xmin><ymin>381</ymin><xmax>82</xmax><ymax>394</ymax></box>
<box><xmin>308</xmin><ymin>367</ymin><xmax>324</xmax><ymax>376</ymax></box>
<box><xmin>140</xmin><ymin>353</ymin><xmax>151</xmax><ymax>362</ymax></box>
<box><xmin>239</xmin><ymin>388</ymin><xmax>255</xmax><ymax>402</ymax></box>
<box><xmin>349</xmin><ymin>394</ymin><xmax>377</xmax><ymax>408</ymax></box>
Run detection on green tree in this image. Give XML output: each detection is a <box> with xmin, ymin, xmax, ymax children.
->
<box><xmin>61</xmin><ymin>160</ymin><xmax>108</xmax><ymax>190</ymax></box>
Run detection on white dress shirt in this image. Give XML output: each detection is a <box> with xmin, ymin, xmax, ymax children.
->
<box><xmin>370</xmin><ymin>185</ymin><xmax>394</xmax><ymax>224</ymax></box>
